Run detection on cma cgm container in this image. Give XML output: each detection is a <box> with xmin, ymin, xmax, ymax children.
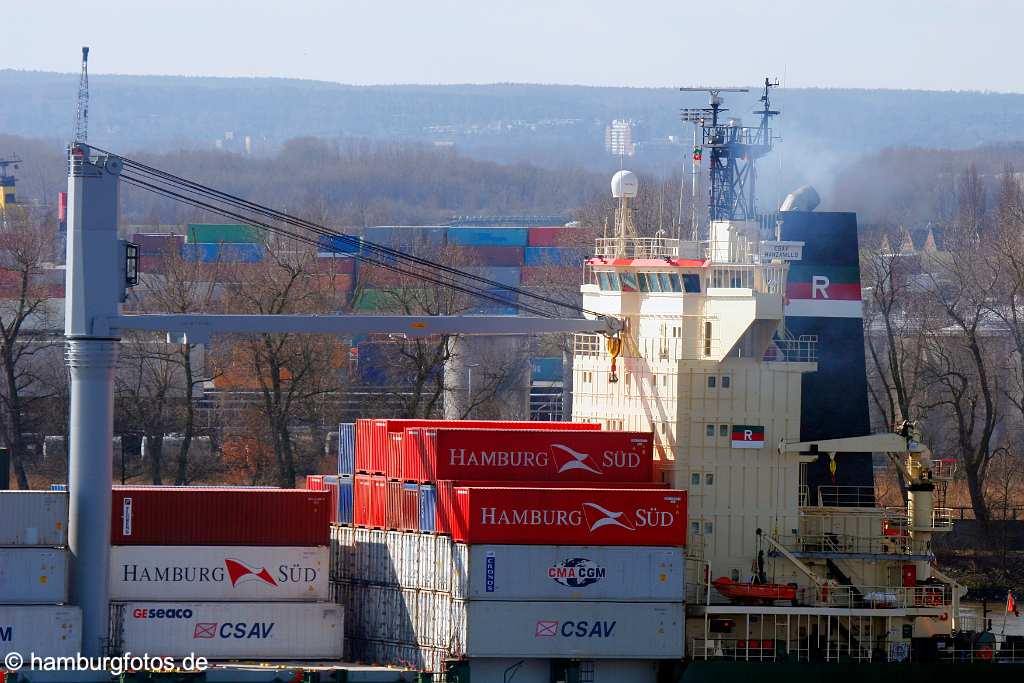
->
<box><xmin>112</xmin><ymin>602</ymin><xmax>343</xmax><ymax>659</ymax></box>
<box><xmin>401</xmin><ymin>421</ymin><xmax>602</xmax><ymax>482</ymax></box>
<box><xmin>448</xmin><ymin>487</ymin><xmax>686</xmax><ymax>545</ymax></box>
<box><xmin>0</xmin><ymin>491</ymin><xmax>67</xmax><ymax>545</ymax></box>
<box><xmin>456</xmin><ymin>545</ymin><xmax>683</xmax><ymax>602</ymax></box>
<box><xmin>110</xmin><ymin>487</ymin><xmax>330</xmax><ymax>546</ymax></box>
<box><xmin>0</xmin><ymin>606</ymin><xmax>82</xmax><ymax>659</ymax></box>
<box><xmin>432</xmin><ymin>429</ymin><xmax>653</xmax><ymax>483</ymax></box>
<box><xmin>460</xmin><ymin>601</ymin><xmax>683</xmax><ymax>659</ymax></box>
<box><xmin>109</xmin><ymin>546</ymin><xmax>328</xmax><ymax>601</ymax></box>
<box><xmin>0</xmin><ymin>548</ymin><xmax>69</xmax><ymax>603</ymax></box>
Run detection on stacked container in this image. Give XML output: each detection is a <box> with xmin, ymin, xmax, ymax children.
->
<box><xmin>107</xmin><ymin>486</ymin><xmax>342</xmax><ymax>660</ymax></box>
<box><xmin>182</xmin><ymin>223</ymin><xmax>265</xmax><ymax>263</ymax></box>
<box><xmin>332</xmin><ymin>420</ymin><xmax>688</xmax><ymax>674</ymax></box>
<box><xmin>0</xmin><ymin>491</ymin><xmax>82</xmax><ymax>659</ymax></box>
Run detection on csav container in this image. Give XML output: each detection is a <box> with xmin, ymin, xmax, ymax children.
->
<box><xmin>433</xmin><ymin>429</ymin><xmax>653</xmax><ymax>483</ymax></box>
<box><xmin>110</xmin><ymin>487</ymin><xmax>330</xmax><ymax>546</ymax></box>
<box><xmin>109</xmin><ymin>546</ymin><xmax>328</xmax><ymax>601</ymax></box>
<box><xmin>401</xmin><ymin>421</ymin><xmax>602</xmax><ymax>482</ymax></box>
<box><xmin>0</xmin><ymin>491</ymin><xmax>68</xmax><ymax>545</ymax></box>
<box><xmin>460</xmin><ymin>601</ymin><xmax>683</xmax><ymax>659</ymax></box>
<box><xmin>338</xmin><ymin>475</ymin><xmax>354</xmax><ymax>525</ymax></box>
<box><xmin>447</xmin><ymin>487</ymin><xmax>686</xmax><ymax>546</ymax></box>
<box><xmin>418</xmin><ymin>484</ymin><xmax>436</xmax><ymax>533</ymax></box>
<box><xmin>0</xmin><ymin>548</ymin><xmax>69</xmax><ymax>603</ymax></box>
<box><xmin>112</xmin><ymin>602</ymin><xmax>343</xmax><ymax>659</ymax></box>
<box><xmin>338</xmin><ymin>423</ymin><xmax>356</xmax><ymax>475</ymax></box>
<box><xmin>457</xmin><ymin>545</ymin><xmax>683</xmax><ymax>602</ymax></box>
<box><xmin>0</xmin><ymin>606</ymin><xmax>82</xmax><ymax>659</ymax></box>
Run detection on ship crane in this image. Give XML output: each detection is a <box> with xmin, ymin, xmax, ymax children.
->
<box><xmin>63</xmin><ymin>143</ymin><xmax>621</xmax><ymax>655</ymax></box>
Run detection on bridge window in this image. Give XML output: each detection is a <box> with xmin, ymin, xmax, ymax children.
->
<box><xmin>661</xmin><ymin>273</ymin><xmax>677</xmax><ymax>292</ymax></box>
<box><xmin>620</xmin><ymin>272</ymin><xmax>638</xmax><ymax>292</ymax></box>
<box><xmin>637</xmin><ymin>273</ymin><xmax>650</xmax><ymax>291</ymax></box>
<box><xmin>649</xmin><ymin>273</ymin><xmax>664</xmax><ymax>292</ymax></box>
<box><xmin>683</xmin><ymin>274</ymin><xmax>701</xmax><ymax>293</ymax></box>
<box><xmin>597</xmin><ymin>272</ymin><xmax>610</xmax><ymax>290</ymax></box>
<box><xmin>608</xmin><ymin>272</ymin><xmax>621</xmax><ymax>291</ymax></box>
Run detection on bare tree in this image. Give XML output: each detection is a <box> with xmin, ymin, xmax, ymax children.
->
<box><xmin>0</xmin><ymin>205</ymin><xmax>62</xmax><ymax>489</ymax></box>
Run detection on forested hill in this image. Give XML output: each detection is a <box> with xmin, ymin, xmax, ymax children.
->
<box><xmin>5</xmin><ymin>70</ymin><xmax>1024</xmax><ymax>168</ymax></box>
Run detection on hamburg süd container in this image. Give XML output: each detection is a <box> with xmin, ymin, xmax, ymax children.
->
<box><xmin>111</xmin><ymin>602</ymin><xmax>343</xmax><ymax>659</ymax></box>
<box><xmin>109</xmin><ymin>546</ymin><xmax>328</xmax><ymax>601</ymax></box>
<box><xmin>448</xmin><ymin>487</ymin><xmax>687</xmax><ymax>546</ymax></box>
<box><xmin>433</xmin><ymin>429</ymin><xmax>653</xmax><ymax>483</ymax></box>
<box><xmin>0</xmin><ymin>491</ymin><xmax>67</xmax><ymax>546</ymax></box>
<box><xmin>460</xmin><ymin>601</ymin><xmax>683</xmax><ymax>659</ymax></box>
<box><xmin>401</xmin><ymin>421</ymin><xmax>602</xmax><ymax>482</ymax></box>
<box><xmin>110</xmin><ymin>487</ymin><xmax>330</xmax><ymax>546</ymax></box>
<box><xmin>457</xmin><ymin>544</ymin><xmax>683</xmax><ymax>602</ymax></box>
<box><xmin>0</xmin><ymin>548</ymin><xmax>69</xmax><ymax>604</ymax></box>
<box><xmin>0</xmin><ymin>606</ymin><xmax>82</xmax><ymax>659</ymax></box>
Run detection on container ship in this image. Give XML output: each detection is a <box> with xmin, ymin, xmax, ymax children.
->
<box><xmin>3</xmin><ymin>83</ymin><xmax>1023</xmax><ymax>682</ymax></box>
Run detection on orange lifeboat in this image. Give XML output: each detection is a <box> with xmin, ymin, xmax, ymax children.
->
<box><xmin>712</xmin><ymin>577</ymin><xmax>798</xmax><ymax>605</ymax></box>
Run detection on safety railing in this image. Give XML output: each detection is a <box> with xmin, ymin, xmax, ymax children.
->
<box><xmin>573</xmin><ymin>333</ymin><xmax>602</xmax><ymax>357</ymax></box>
<box><xmin>765</xmin><ymin>335</ymin><xmax>818</xmax><ymax>363</ymax></box>
<box><xmin>593</xmin><ymin>237</ymin><xmax>699</xmax><ymax>259</ymax></box>
<box><xmin>798</xmin><ymin>484</ymin><xmax>810</xmax><ymax>507</ymax></box>
<box><xmin>691</xmin><ymin>638</ymin><xmax>1024</xmax><ymax>664</ymax></box>
<box><xmin>930</xmin><ymin>458</ymin><xmax>958</xmax><ymax>480</ymax></box>
<box><xmin>783</xmin><ymin>529</ymin><xmax>911</xmax><ymax>556</ymax></box>
<box><xmin>801</xmin><ymin>584</ymin><xmax>949</xmax><ymax>610</ymax></box>
<box><xmin>817</xmin><ymin>485</ymin><xmax>876</xmax><ymax>507</ymax></box>
<box><xmin>929</xmin><ymin>507</ymin><xmax>954</xmax><ymax>529</ymax></box>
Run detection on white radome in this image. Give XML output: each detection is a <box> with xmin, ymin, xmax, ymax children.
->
<box><xmin>611</xmin><ymin>170</ymin><xmax>639</xmax><ymax>198</ymax></box>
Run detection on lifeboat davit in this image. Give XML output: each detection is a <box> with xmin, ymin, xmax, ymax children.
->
<box><xmin>712</xmin><ymin>577</ymin><xmax>798</xmax><ymax>605</ymax></box>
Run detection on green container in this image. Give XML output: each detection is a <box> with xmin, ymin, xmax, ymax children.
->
<box><xmin>187</xmin><ymin>223</ymin><xmax>262</xmax><ymax>244</ymax></box>
<box><xmin>354</xmin><ymin>288</ymin><xmax>438</xmax><ymax>311</ymax></box>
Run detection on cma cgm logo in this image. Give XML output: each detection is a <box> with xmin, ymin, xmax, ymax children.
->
<box><xmin>447</xmin><ymin>444</ymin><xmax>644</xmax><ymax>475</ymax></box>
<box><xmin>0</xmin><ymin>625</ymin><xmax>12</xmax><ymax>642</ymax></box>
<box><xmin>480</xmin><ymin>502</ymin><xmax>676</xmax><ymax>532</ymax></box>
<box><xmin>193</xmin><ymin>622</ymin><xmax>275</xmax><ymax>639</ymax></box>
<box><xmin>548</xmin><ymin>558</ymin><xmax>606</xmax><ymax>587</ymax></box>
<box><xmin>535</xmin><ymin>620</ymin><xmax>617</xmax><ymax>638</ymax></box>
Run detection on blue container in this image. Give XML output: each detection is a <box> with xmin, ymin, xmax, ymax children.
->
<box><xmin>317</xmin><ymin>234</ymin><xmax>361</xmax><ymax>254</ymax></box>
<box><xmin>364</xmin><ymin>226</ymin><xmax>446</xmax><ymax>247</ymax></box>
<box><xmin>470</xmin><ymin>289</ymin><xmax>518</xmax><ymax>315</ymax></box>
<box><xmin>181</xmin><ymin>243</ymin><xmax>265</xmax><ymax>263</ymax></box>
<box><xmin>49</xmin><ymin>483</ymin><xmax>68</xmax><ymax>492</ymax></box>
<box><xmin>447</xmin><ymin>227</ymin><xmax>528</xmax><ymax>247</ymax></box>
<box><xmin>464</xmin><ymin>266</ymin><xmax>521</xmax><ymax>287</ymax></box>
<box><xmin>338</xmin><ymin>475</ymin><xmax>354</xmax><ymax>525</ymax></box>
<box><xmin>531</xmin><ymin>356</ymin><xmax>563</xmax><ymax>382</ymax></box>
<box><xmin>525</xmin><ymin>246</ymin><xmax>583</xmax><ymax>267</ymax></box>
<box><xmin>338</xmin><ymin>423</ymin><xmax>355</xmax><ymax>475</ymax></box>
<box><xmin>419</xmin><ymin>484</ymin><xmax>436</xmax><ymax>533</ymax></box>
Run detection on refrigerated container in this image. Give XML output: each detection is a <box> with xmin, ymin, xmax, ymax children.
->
<box><xmin>354</xmin><ymin>474</ymin><xmax>373</xmax><ymax>527</ymax></box>
<box><xmin>385</xmin><ymin>480</ymin><xmax>402</xmax><ymax>531</ymax></box>
<box><xmin>0</xmin><ymin>606</ymin><xmax>81</xmax><ymax>659</ymax></box>
<box><xmin>457</xmin><ymin>544</ymin><xmax>683</xmax><ymax>601</ymax></box>
<box><xmin>371</xmin><ymin>475</ymin><xmax>387</xmax><ymax>529</ymax></box>
<box><xmin>0</xmin><ymin>548</ymin><xmax>69</xmax><ymax>603</ymax></box>
<box><xmin>401</xmin><ymin>483</ymin><xmax>419</xmax><ymax>531</ymax></box>
<box><xmin>111</xmin><ymin>602</ymin><xmax>343</xmax><ymax>659</ymax></box>
<box><xmin>447</xmin><ymin>487</ymin><xmax>687</xmax><ymax>545</ymax></box>
<box><xmin>432</xmin><ymin>428</ymin><xmax>653</xmax><ymax>483</ymax></box>
<box><xmin>459</xmin><ymin>601</ymin><xmax>683</xmax><ymax>658</ymax></box>
<box><xmin>109</xmin><ymin>546</ymin><xmax>328</xmax><ymax>601</ymax></box>
<box><xmin>0</xmin><ymin>491</ymin><xmax>67</xmax><ymax>545</ymax></box>
<box><xmin>110</xmin><ymin>487</ymin><xmax>330</xmax><ymax>546</ymax></box>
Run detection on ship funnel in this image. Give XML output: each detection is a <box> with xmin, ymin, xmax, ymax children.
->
<box><xmin>779</xmin><ymin>185</ymin><xmax>820</xmax><ymax>212</ymax></box>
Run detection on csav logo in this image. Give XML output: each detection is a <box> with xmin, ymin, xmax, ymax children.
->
<box><xmin>534</xmin><ymin>620</ymin><xmax>617</xmax><ymax>638</ymax></box>
<box><xmin>193</xmin><ymin>622</ymin><xmax>276</xmax><ymax>639</ymax></box>
<box><xmin>548</xmin><ymin>558</ymin><xmax>606</xmax><ymax>588</ymax></box>
<box><xmin>225</xmin><ymin>559</ymin><xmax>278</xmax><ymax>588</ymax></box>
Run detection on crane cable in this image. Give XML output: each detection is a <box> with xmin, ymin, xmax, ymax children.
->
<box><xmin>119</xmin><ymin>172</ymin><xmax>566</xmax><ymax>320</ymax></box>
<box><xmin>90</xmin><ymin>146</ymin><xmax>608</xmax><ymax>322</ymax></box>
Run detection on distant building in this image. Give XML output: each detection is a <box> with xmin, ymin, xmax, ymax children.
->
<box><xmin>604</xmin><ymin>119</ymin><xmax>635</xmax><ymax>156</ymax></box>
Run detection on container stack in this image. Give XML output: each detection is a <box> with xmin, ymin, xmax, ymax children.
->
<box><xmin>0</xmin><ymin>491</ymin><xmax>81</xmax><ymax>660</ymax></box>
<box><xmin>330</xmin><ymin>421</ymin><xmax>688</xmax><ymax>674</ymax></box>
<box><xmin>182</xmin><ymin>223</ymin><xmax>265</xmax><ymax>263</ymax></box>
<box><xmin>107</xmin><ymin>486</ymin><xmax>343</xmax><ymax>660</ymax></box>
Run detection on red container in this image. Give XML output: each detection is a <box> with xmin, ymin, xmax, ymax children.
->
<box><xmin>448</xmin><ymin>487</ymin><xmax>687</xmax><ymax>546</ymax></box>
<box><xmin>58</xmin><ymin>191</ymin><xmax>68</xmax><ymax>222</ymax></box>
<box><xmin>317</xmin><ymin>255</ymin><xmax>355</xmax><ymax>275</ymax></box>
<box><xmin>354</xmin><ymin>474</ymin><xmax>374</xmax><ymax>526</ymax></box>
<box><xmin>434</xmin><ymin>429</ymin><xmax>653</xmax><ymax>483</ymax></box>
<box><xmin>400</xmin><ymin>483</ymin><xmax>420</xmax><ymax>531</ymax></box>
<box><xmin>434</xmin><ymin>479</ymin><xmax>667</xmax><ymax>536</ymax></box>
<box><xmin>371</xmin><ymin>475</ymin><xmax>387</xmax><ymax>529</ymax></box>
<box><xmin>527</xmin><ymin>226</ymin><xmax>582</xmax><ymax>247</ymax></box>
<box><xmin>110</xmin><ymin>487</ymin><xmax>330</xmax><ymax>546</ymax></box>
<box><xmin>386</xmin><ymin>433</ymin><xmax>404</xmax><ymax>480</ymax></box>
<box><xmin>402</xmin><ymin>421</ymin><xmax>601</xmax><ymax>482</ymax></box>
<box><xmin>385</xmin><ymin>480</ymin><xmax>403</xmax><ymax>530</ymax></box>
<box><xmin>306</xmin><ymin>475</ymin><xmax>340</xmax><ymax>525</ymax></box>
<box><xmin>355</xmin><ymin>419</ymin><xmax>390</xmax><ymax>474</ymax></box>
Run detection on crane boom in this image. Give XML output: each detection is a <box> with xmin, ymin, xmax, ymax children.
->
<box><xmin>73</xmin><ymin>47</ymin><xmax>90</xmax><ymax>142</ymax></box>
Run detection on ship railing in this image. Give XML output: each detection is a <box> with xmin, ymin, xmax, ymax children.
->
<box><xmin>764</xmin><ymin>335</ymin><xmax>818</xmax><ymax>363</ymax></box>
<box><xmin>937</xmin><ymin>643</ymin><xmax>1024</xmax><ymax>663</ymax></box>
<box><xmin>573</xmin><ymin>333</ymin><xmax>603</xmax><ymax>357</ymax></box>
<box><xmin>784</xmin><ymin>530</ymin><xmax>911</xmax><ymax>555</ymax></box>
<box><xmin>929</xmin><ymin>507</ymin><xmax>955</xmax><ymax>529</ymax></box>
<box><xmin>689</xmin><ymin>637</ymin><xmax>876</xmax><ymax>663</ymax></box>
<box><xmin>798</xmin><ymin>584</ymin><xmax>949</xmax><ymax>609</ymax></box>
<box><xmin>930</xmin><ymin>458</ymin><xmax>958</xmax><ymax>480</ymax></box>
<box><xmin>816</xmin><ymin>485</ymin><xmax>877</xmax><ymax>507</ymax></box>
<box><xmin>798</xmin><ymin>484</ymin><xmax>810</xmax><ymax>507</ymax></box>
<box><xmin>593</xmin><ymin>237</ymin><xmax>702</xmax><ymax>259</ymax></box>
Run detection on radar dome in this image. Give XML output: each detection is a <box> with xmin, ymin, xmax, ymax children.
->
<box><xmin>611</xmin><ymin>170</ymin><xmax>639</xmax><ymax>198</ymax></box>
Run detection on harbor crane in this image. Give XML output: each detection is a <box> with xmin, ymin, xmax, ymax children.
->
<box><xmin>73</xmin><ymin>47</ymin><xmax>89</xmax><ymax>142</ymax></box>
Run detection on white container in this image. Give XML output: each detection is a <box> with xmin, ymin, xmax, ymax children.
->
<box><xmin>463</xmin><ymin>545</ymin><xmax>684</xmax><ymax>601</ymax></box>
<box><xmin>0</xmin><ymin>606</ymin><xmax>82</xmax><ymax>659</ymax></box>
<box><xmin>109</xmin><ymin>546</ymin><xmax>328</xmax><ymax>601</ymax></box>
<box><xmin>112</xmin><ymin>602</ymin><xmax>343</xmax><ymax>659</ymax></box>
<box><xmin>0</xmin><ymin>548</ymin><xmax>69</xmax><ymax>603</ymax></box>
<box><xmin>461</xmin><ymin>601</ymin><xmax>684</xmax><ymax>659</ymax></box>
<box><xmin>0</xmin><ymin>492</ymin><xmax>67</xmax><ymax>546</ymax></box>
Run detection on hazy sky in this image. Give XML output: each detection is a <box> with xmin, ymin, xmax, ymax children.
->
<box><xmin>4</xmin><ymin>0</ymin><xmax>1022</xmax><ymax>91</ymax></box>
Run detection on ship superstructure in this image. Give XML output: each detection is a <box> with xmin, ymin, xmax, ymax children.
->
<box><xmin>572</xmin><ymin>83</ymin><xmax>970</xmax><ymax>663</ymax></box>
